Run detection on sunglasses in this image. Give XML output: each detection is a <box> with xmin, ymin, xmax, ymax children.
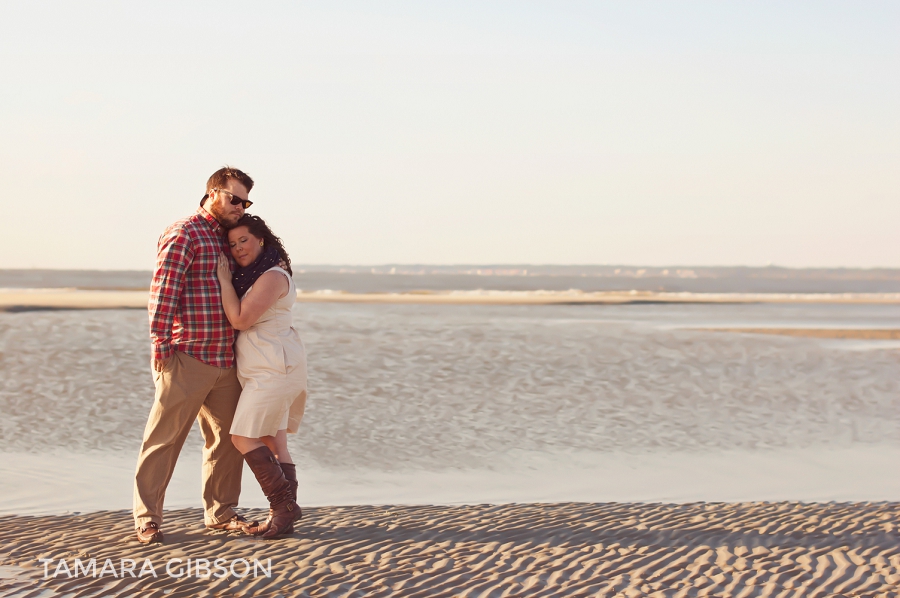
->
<box><xmin>213</xmin><ymin>188</ymin><xmax>253</xmax><ymax>209</ymax></box>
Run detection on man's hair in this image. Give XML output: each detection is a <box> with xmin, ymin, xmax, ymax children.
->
<box><xmin>201</xmin><ymin>166</ymin><xmax>255</xmax><ymax>205</ymax></box>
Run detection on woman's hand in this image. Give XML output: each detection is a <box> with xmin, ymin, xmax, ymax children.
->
<box><xmin>217</xmin><ymin>253</ymin><xmax>232</xmax><ymax>285</ymax></box>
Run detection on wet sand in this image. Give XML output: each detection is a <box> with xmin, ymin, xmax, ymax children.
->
<box><xmin>0</xmin><ymin>289</ymin><xmax>148</xmax><ymax>311</ymax></box>
<box><xmin>1</xmin><ymin>502</ymin><xmax>898</xmax><ymax>597</ymax></box>
<box><xmin>295</xmin><ymin>290</ymin><xmax>900</xmax><ymax>305</ymax></box>
<box><xmin>702</xmin><ymin>328</ymin><xmax>900</xmax><ymax>339</ymax></box>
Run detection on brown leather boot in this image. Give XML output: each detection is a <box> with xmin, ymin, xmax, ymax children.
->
<box><xmin>242</xmin><ymin>446</ymin><xmax>300</xmax><ymax>539</ymax></box>
<box><xmin>280</xmin><ymin>462</ymin><xmax>300</xmax><ymax>533</ymax></box>
<box><xmin>250</xmin><ymin>462</ymin><xmax>302</xmax><ymax>535</ymax></box>
<box><xmin>281</xmin><ymin>463</ymin><xmax>298</xmax><ymax>501</ymax></box>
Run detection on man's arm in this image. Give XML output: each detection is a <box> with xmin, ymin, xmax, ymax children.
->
<box><xmin>149</xmin><ymin>227</ymin><xmax>193</xmax><ymax>371</ymax></box>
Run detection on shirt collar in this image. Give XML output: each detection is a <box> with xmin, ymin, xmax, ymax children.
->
<box><xmin>197</xmin><ymin>206</ymin><xmax>224</xmax><ymax>234</ymax></box>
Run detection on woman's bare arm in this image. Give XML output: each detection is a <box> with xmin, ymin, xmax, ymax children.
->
<box><xmin>216</xmin><ymin>254</ymin><xmax>289</xmax><ymax>330</ymax></box>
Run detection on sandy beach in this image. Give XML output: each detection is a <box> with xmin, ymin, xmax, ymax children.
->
<box><xmin>4</xmin><ymin>0</ymin><xmax>900</xmax><ymax>589</ymax></box>
<box><xmin>1</xmin><ymin>502</ymin><xmax>898</xmax><ymax>597</ymax></box>
<box><xmin>2</xmin><ymin>300</ymin><xmax>898</xmax><ymax>596</ymax></box>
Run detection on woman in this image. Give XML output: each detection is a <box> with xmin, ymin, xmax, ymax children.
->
<box><xmin>216</xmin><ymin>214</ymin><xmax>308</xmax><ymax>539</ymax></box>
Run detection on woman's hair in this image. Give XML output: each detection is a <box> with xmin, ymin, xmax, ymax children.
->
<box><xmin>232</xmin><ymin>214</ymin><xmax>292</xmax><ymax>275</ymax></box>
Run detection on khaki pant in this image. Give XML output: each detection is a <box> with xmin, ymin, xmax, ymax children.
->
<box><xmin>133</xmin><ymin>351</ymin><xmax>244</xmax><ymax>529</ymax></box>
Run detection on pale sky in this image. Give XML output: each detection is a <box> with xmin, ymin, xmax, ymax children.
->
<box><xmin>1</xmin><ymin>1</ymin><xmax>898</xmax><ymax>269</ymax></box>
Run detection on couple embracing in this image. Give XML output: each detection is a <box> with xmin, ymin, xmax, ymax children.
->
<box><xmin>133</xmin><ymin>167</ymin><xmax>307</xmax><ymax>543</ymax></box>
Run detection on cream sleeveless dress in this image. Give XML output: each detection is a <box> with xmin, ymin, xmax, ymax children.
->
<box><xmin>230</xmin><ymin>267</ymin><xmax>307</xmax><ymax>437</ymax></box>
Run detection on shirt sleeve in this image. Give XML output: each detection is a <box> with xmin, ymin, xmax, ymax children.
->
<box><xmin>148</xmin><ymin>226</ymin><xmax>194</xmax><ymax>361</ymax></box>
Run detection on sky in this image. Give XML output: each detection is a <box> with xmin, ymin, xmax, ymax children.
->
<box><xmin>1</xmin><ymin>1</ymin><xmax>898</xmax><ymax>269</ymax></box>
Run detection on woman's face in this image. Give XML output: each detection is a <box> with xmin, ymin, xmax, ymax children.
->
<box><xmin>227</xmin><ymin>226</ymin><xmax>264</xmax><ymax>267</ymax></box>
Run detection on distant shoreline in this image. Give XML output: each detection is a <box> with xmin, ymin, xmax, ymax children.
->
<box><xmin>4</xmin><ymin>266</ymin><xmax>900</xmax><ymax>295</ymax></box>
<box><xmin>3</xmin><ymin>287</ymin><xmax>900</xmax><ymax>312</ymax></box>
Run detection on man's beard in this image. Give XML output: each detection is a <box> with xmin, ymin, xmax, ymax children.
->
<box><xmin>209</xmin><ymin>202</ymin><xmax>240</xmax><ymax>228</ymax></box>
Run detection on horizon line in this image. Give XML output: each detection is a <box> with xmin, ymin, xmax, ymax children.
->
<box><xmin>3</xmin><ymin>264</ymin><xmax>900</xmax><ymax>273</ymax></box>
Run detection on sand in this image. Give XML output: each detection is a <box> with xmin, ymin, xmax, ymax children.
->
<box><xmin>702</xmin><ymin>328</ymin><xmax>900</xmax><ymax>340</ymax></box>
<box><xmin>3</xmin><ymin>288</ymin><xmax>900</xmax><ymax>311</ymax></box>
<box><xmin>1</xmin><ymin>502</ymin><xmax>898</xmax><ymax>597</ymax></box>
<box><xmin>294</xmin><ymin>290</ymin><xmax>900</xmax><ymax>305</ymax></box>
<box><xmin>0</xmin><ymin>289</ymin><xmax>148</xmax><ymax>311</ymax></box>
<box><xmin>3</xmin><ymin>301</ymin><xmax>899</xmax><ymax>596</ymax></box>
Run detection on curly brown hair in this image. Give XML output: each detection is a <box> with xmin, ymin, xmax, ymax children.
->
<box><xmin>232</xmin><ymin>214</ymin><xmax>293</xmax><ymax>275</ymax></box>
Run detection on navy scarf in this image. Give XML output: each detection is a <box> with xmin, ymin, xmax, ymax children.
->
<box><xmin>232</xmin><ymin>245</ymin><xmax>280</xmax><ymax>298</ymax></box>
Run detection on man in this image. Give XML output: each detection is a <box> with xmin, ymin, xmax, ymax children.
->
<box><xmin>133</xmin><ymin>166</ymin><xmax>257</xmax><ymax>544</ymax></box>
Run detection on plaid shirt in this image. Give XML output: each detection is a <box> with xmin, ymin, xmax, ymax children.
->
<box><xmin>149</xmin><ymin>207</ymin><xmax>235</xmax><ymax>368</ymax></box>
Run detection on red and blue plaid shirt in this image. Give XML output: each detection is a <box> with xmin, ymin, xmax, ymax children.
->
<box><xmin>149</xmin><ymin>207</ymin><xmax>235</xmax><ymax>368</ymax></box>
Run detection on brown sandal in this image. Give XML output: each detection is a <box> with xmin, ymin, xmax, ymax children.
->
<box><xmin>136</xmin><ymin>522</ymin><xmax>163</xmax><ymax>544</ymax></box>
<box><xmin>206</xmin><ymin>513</ymin><xmax>258</xmax><ymax>533</ymax></box>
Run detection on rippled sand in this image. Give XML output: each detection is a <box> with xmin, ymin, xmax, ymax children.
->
<box><xmin>2</xmin><ymin>303</ymin><xmax>899</xmax><ymax>595</ymax></box>
<box><xmin>1</xmin><ymin>502</ymin><xmax>898</xmax><ymax>597</ymax></box>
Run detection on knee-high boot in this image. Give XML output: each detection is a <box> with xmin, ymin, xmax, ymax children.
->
<box><xmin>280</xmin><ymin>462</ymin><xmax>299</xmax><ymax>533</ymax></box>
<box><xmin>242</xmin><ymin>446</ymin><xmax>300</xmax><ymax>539</ymax></box>
<box><xmin>281</xmin><ymin>462</ymin><xmax>298</xmax><ymax>501</ymax></box>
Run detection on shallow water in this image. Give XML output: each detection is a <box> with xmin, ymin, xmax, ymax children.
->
<box><xmin>0</xmin><ymin>302</ymin><xmax>898</xmax><ymax>511</ymax></box>
<box><xmin>4</xmin><ymin>446</ymin><xmax>900</xmax><ymax>515</ymax></box>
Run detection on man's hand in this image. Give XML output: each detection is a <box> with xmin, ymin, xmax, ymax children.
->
<box><xmin>152</xmin><ymin>356</ymin><xmax>171</xmax><ymax>372</ymax></box>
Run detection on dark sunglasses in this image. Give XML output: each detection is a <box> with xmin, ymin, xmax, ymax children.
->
<box><xmin>213</xmin><ymin>188</ymin><xmax>253</xmax><ymax>209</ymax></box>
